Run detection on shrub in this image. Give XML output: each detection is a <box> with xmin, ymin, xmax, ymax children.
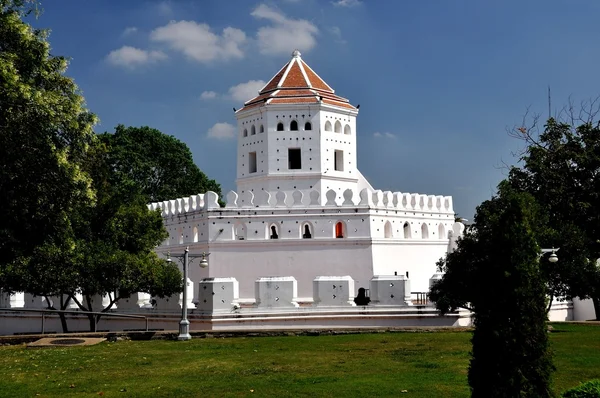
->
<box><xmin>562</xmin><ymin>379</ymin><xmax>600</xmax><ymax>398</ymax></box>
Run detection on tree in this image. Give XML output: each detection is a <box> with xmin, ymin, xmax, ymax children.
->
<box><xmin>507</xmin><ymin>105</ymin><xmax>600</xmax><ymax>319</ymax></box>
<box><xmin>21</xmin><ymin>141</ymin><xmax>183</xmax><ymax>332</ymax></box>
<box><xmin>0</xmin><ymin>0</ymin><xmax>96</xmax><ymax>289</ymax></box>
<box><xmin>98</xmin><ymin>125</ymin><xmax>222</xmax><ymax>203</ymax></box>
<box><xmin>430</xmin><ymin>183</ymin><xmax>554</xmax><ymax>397</ymax></box>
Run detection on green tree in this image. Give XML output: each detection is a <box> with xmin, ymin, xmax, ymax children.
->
<box><xmin>0</xmin><ymin>0</ymin><xmax>96</xmax><ymax>289</ymax></box>
<box><xmin>507</xmin><ymin>112</ymin><xmax>600</xmax><ymax>319</ymax></box>
<box><xmin>98</xmin><ymin>125</ymin><xmax>222</xmax><ymax>203</ymax></box>
<box><xmin>430</xmin><ymin>183</ymin><xmax>554</xmax><ymax>397</ymax></box>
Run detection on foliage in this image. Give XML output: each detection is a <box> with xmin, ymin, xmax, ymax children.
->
<box><xmin>508</xmin><ymin>116</ymin><xmax>600</xmax><ymax>318</ymax></box>
<box><xmin>0</xmin><ymin>0</ymin><xmax>96</xmax><ymax>289</ymax></box>
<box><xmin>97</xmin><ymin>125</ymin><xmax>221</xmax><ymax>203</ymax></box>
<box><xmin>0</xmin><ymin>5</ymin><xmax>183</xmax><ymax>331</ymax></box>
<box><xmin>430</xmin><ymin>183</ymin><xmax>554</xmax><ymax>397</ymax></box>
<box><xmin>562</xmin><ymin>380</ymin><xmax>600</xmax><ymax>398</ymax></box>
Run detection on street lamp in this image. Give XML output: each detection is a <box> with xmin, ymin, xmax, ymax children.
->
<box><xmin>541</xmin><ymin>248</ymin><xmax>559</xmax><ymax>263</ymax></box>
<box><xmin>165</xmin><ymin>247</ymin><xmax>210</xmax><ymax>341</ymax></box>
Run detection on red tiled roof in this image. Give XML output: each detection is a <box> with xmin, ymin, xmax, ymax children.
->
<box><xmin>237</xmin><ymin>50</ymin><xmax>356</xmax><ymax>113</ymax></box>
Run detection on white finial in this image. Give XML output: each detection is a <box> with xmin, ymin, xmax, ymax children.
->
<box><xmin>292</xmin><ymin>49</ymin><xmax>301</xmax><ymax>58</ymax></box>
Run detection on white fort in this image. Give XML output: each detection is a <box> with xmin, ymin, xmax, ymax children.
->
<box><xmin>3</xmin><ymin>51</ymin><xmax>589</xmax><ymax>334</ymax></box>
<box><xmin>150</xmin><ymin>50</ymin><xmax>461</xmax><ymax>303</ymax></box>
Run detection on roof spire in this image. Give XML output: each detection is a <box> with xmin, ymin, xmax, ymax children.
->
<box><xmin>292</xmin><ymin>49</ymin><xmax>301</xmax><ymax>58</ymax></box>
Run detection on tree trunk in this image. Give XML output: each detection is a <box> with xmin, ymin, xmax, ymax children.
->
<box><xmin>593</xmin><ymin>296</ymin><xmax>600</xmax><ymax>321</ymax></box>
<box><xmin>58</xmin><ymin>295</ymin><xmax>70</xmax><ymax>333</ymax></box>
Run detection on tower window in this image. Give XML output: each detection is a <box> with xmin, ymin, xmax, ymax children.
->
<box><xmin>303</xmin><ymin>224</ymin><xmax>312</xmax><ymax>239</ymax></box>
<box><xmin>305</xmin><ymin>122</ymin><xmax>312</xmax><ymax>130</ymax></box>
<box><xmin>260</xmin><ymin>124</ymin><xmax>264</xmax><ymax>133</ymax></box>
<box><xmin>243</xmin><ymin>128</ymin><xmax>248</xmax><ymax>137</ymax></box>
<box><xmin>277</xmin><ymin>122</ymin><xmax>284</xmax><ymax>131</ymax></box>
<box><xmin>334</xmin><ymin>150</ymin><xmax>344</xmax><ymax>171</ymax></box>
<box><xmin>335</xmin><ymin>222</ymin><xmax>345</xmax><ymax>238</ymax></box>
<box><xmin>288</xmin><ymin>148</ymin><xmax>301</xmax><ymax>169</ymax></box>
<box><xmin>249</xmin><ymin>152</ymin><xmax>257</xmax><ymax>173</ymax></box>
<box><xmin>290</xmin><ymin>120</ymin><xmax>298</xmax><ymax>131</ymax></box>
<box><xmin>251</xmin><ymin>125</ymin><xmax>256</xmax><ymax>135</ymax></box>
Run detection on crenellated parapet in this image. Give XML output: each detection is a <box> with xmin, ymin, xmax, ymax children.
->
<box><xmin>149</xmin><ymin>188</ymin><xmax>453</xmax><ymax>215</ymax></box>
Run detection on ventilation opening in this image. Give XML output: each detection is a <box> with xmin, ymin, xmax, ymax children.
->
<box><xmin>277</xmin><ymin>122</ymin><xmax>284</xmax><ymax>131</ymax></box>
<box><xmin>289</xmin><ymin>148</ymin><xmax>301</xmax><ymax>170</ymax></box>
<box><xmin>334</xmin><ymin>150</ymin><xmax>344</xmax><ymax>171</ymax></box>
<box><xmin>249</xmin><ymin>152</ymin><xmax>257</xmax><ymax>173</ymax></box>
<box><xmin>290</xmin><ymin>120</ymin><xmax>298</xmax><ymax>131</ymax></box>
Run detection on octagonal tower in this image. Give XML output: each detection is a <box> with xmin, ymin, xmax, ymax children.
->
<box><xmin>234</xmin><ymin>50</ymin><xmax>372</xmax><ymax>205</ymax></box>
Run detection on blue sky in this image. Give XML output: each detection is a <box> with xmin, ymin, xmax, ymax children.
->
<box><xmin>30</xmin><ymin>0</ymin><xmax>600</xmax><ymax>219</ymax></box>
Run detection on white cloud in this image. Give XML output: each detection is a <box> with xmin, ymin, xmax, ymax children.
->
<box><xmin>329</xmin><ymin>26</ymin><xmax>346</xmax><ymax>44</ymax></box>
<box><xmin>157</xmin><ymin>1</ymin><xmax>173</xmax><ymax>17</ymax></box>
<box><xmin>200</xmin><ymin>91</ymin><xmax>218</xmax><ymax>100</ymax></box>
<box><xmin>150</xmin><ymin>21</ymin><xmax>246</xmax><ymax>63</ymax></box>
<box><xmin>373</xmin><ymin>132</ymin><xmax>396</xmax><ymax>139</ymax></box>
<box><xmin>251</xmin><ymin>4</ymin><xmax>318</xmax><ymax>55</ymax></box>
<box><xmin>122</xmin><ymin>27</ymin><xmax>138</xmax><ymax>36</ymax></box>
<box><xmin>332</xmin><ymin>0</ymin><xmax>361</xmax><ymax>7</ymax></box>
<box><xmin>229</xmin><ymin>80</ymin><xmax>266</xmax><ymax>102</ymax></box>
<box><xmin>106</xmin><ymin>46</ymin><xmax>167</xmax><ymax>69</ymax></box>
<box><xmin>207</xmin><ymin>122</ymin><xmax>236</xmax><ymax>140</ymax></box>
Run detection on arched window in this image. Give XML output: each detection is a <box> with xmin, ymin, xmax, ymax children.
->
<box><xmin>290</xmin><ymin>120</ymin><xmax>298</xmax><ymax>131</ymax></box>
<box><xmin>335</xmin><ymin>221</ymin><xmax>345</xmax><ymax>238</ymax></box>
<box><xmin>260</xmin><ymin>124</ymin><xmax>264</xmax><ymax>133</ymax></box>
<box><xmin>324</xmin><ymin>121</ymin><xmax>332</xmax><ymax>132</ymax></box>
<box><xmin>438</xmin><ymin>223</ymin><xmax>446</xmax><ymax>239</ymax></box>
<box><xmin>234</xmin><ymin>223</ymin><xmax>246</xmax><ymax>240</ymax></box>
<box><xmin>243</xmin><ymin>128</ymin><xmax>248</xmax><ymax>137</ymax></box>
<box><xmin>193</xmin><ymin>227</ymin><xmax>198</xmax><ymax>243</ymax></box>
<box><xmin>403</xmin><ymin>222</ymin><xmax>411</xmax><ymax>238</ymax></box>
<box><xmin>344</xmin><ymin>124</ymin><xmax>351</xmax><ymax>135</ymax></box>
<box><xmin>305</xmin><ymin>122</ymin><xmax>312</xmax><ymax>131</ymax></box>
<box><xmin>178</xmin><ymin>227</ymin><xmax>184</xmax><ymax>244</ymax></box>
<box><xmin>421</xmin><ymin>223</ymin><xmax>429</xmax><ymax>239</ymax></box>
<box><xmin>334</xmin><ymin>121</ymin><xmax>342</xmax><ymax>133</ymax></box>
<box><xmin>384</xmin><ymin>221</ymin><xmax>393</xmax><ymax>238</ymax></box>
<box><xmin>277</xmin><ymin>122</ymin><xmax>284</xmax><ymax>131</ymax></box>
<box><xmin>302</xmin><ymin>223</ymin><xmax>313</xmax><ymax>239</ymax></box>
<box><xmin>270</xmin><ymin>224</ymin><xmax>279</xmax><ymax>239</ymax></box>
<box><xmin>251</xmin><ymin>125</ymin><xmax>256</xmax><ymax>135</ymax></box>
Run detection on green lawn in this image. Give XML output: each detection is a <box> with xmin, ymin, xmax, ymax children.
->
<box><xmin>0</xmin><ymin>324</ymin><xmax>598</xmax><ymax>397</ymax></box>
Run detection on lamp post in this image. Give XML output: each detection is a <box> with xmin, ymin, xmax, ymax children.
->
<box><xmin>540</xmin><ymin>248</ymin><xmax>559</xmax><ymax>263</ymax></box>
<box><xmin>166</xmin><ymin>247</ymin><xmax>210</xmax><ymax>341</ymax></box>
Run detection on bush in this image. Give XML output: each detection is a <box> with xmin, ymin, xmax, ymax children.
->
<box><xmin>562</xmin><ymin>379</ymin><xmax>600</xmax><ymax>398</ymax></box>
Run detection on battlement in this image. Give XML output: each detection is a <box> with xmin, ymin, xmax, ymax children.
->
<box><xmin>147</xmin><ymin>188</ymin><xmax>453</xmax><ymax>217</ymax></box>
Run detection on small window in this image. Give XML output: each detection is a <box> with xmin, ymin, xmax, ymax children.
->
<box><xmin>290</xmin><ymin>120</ymin><xmax>298</xmax><ymax>131</ymax></box>
<box><xmin>305</xmin><ymin>122</ymin><xmax>312</xmax><ymax>131</ymax></box>
<box><xmin>251</xmin><ymin>125</ymin><xmax>256</xmax><ymax>135</ymax></box>
<box><xmin>334</xmin><ymin>150</ymin><xmax>344</xmax><ymax>171</ymax></box>
<box><xmin>384</xmin><ymin>221</ymin><xmax>392</xmax><ymax>238</ymax></box>
<box><xmin>270</xmin><ymin>225</ymin><xmax>279</xmax><ymax>239</ymax></box>
<box><xmin>334</xmin><ymin>121</ymin><xmax>342</xmax><ymax>133</ymax></box>
<box><xmin>243</xmin><ymin>128</ymin><xmax>248</xmax><ymax>137</ymax></box>
<box><xmin>235</xmin><ymin>223</ymin><xmax>247</xmax><ymax>240</ymax></box>
<box><xmin>249</xmin><ymin>152</ymin><xmax>257</xmax><ymax>173</ymax></box>
<box><xmin>302</xmin><ymin>224</ymin><xmax>312</xmax><ymax>239</ymax></box>
<box><xmin>335</xmin><ymin>222</ymin><xmax>345</xmax><ymax>238</ymax></box>
<box><xmin>260</xmin><ymin>124</ymin><xmax>264</xmax><ymax>133</ymax></box>
<box><xmin>324</xmin><ymin>121</ymin><xmax>332</xmax><ymax>131</ymax></box>
<box><xmin>421</xmin><ymin>223</ymin><xmax>429</xmax><ymax>239</ymax></box>
<box><xmin>403</xmin><ymin>222</ymin><xmax>411</xmax><ymax>238</ymax></box>
<box><xmin>277</xmin><ymin>122</ymin><xmax>284</xmax><ymax>131</ymax></box>
<box><xmin>344</xmin><ymin>124</ymin><xmax>351</xmax><ymax>135</ymax></box>
<box><xmin>289</xmin><ymin>148</ymin><xmax>301</xmax><ymax>170</ymax></box>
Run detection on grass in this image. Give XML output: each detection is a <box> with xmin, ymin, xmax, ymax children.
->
<box><xmin>0</xmin><ymin>324</ymin><xmax>598</xmax><ymax>397</ymax></box>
